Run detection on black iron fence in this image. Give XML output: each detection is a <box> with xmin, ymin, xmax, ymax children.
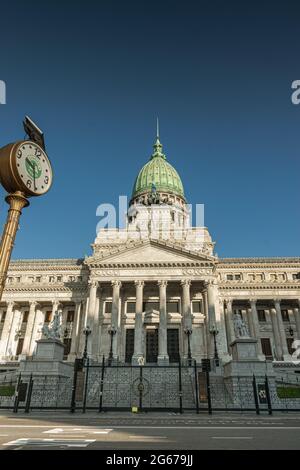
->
<box><xmin>2</xmin><ymin>358</ymin><xmax>300</xmax><ymax>413</ymax></box>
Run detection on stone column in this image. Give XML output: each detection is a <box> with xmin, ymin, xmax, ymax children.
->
<box><xmin>6</xmin><ymin>304</ymin><xmax>22</xmax><ymax>358</ymax></box>
<box><xmin>270</xmin><ymin>306</ymin><xmax>283</xmax><ymax>360</ymax></box>
<box><xmin>249</xmin><ymin>299</ymin><xmax>264</xmax><ymax>359</ymax></box>
<box><xmin>132</xmin><ymin>280</ymin><xmax>144</xmax><ymax>364</ymax></box>
<box><xmin>181</xmin><ymin>279</ymin><xmax>192</xmax><ymax>358</ymax></box>
<box><xmin>206</xmin><ymin>281</ymin><xmax>217</xmax><ymax>327</ymax></box>
<box><xmin>0</xmin><ymin>301</ymin><xmax>15</xmax><ymax>359</ymax></box>
<box><xmin>274</xmin><ymin>299</ymin><xmax>290</xmax><ymax>360</ymax></box>
<box><xmin>206</xmin><ymin>281</ymin><xmax>218</xmax><ymax>359</ymax></box>
<box><xmin>216</xmin><ymin>299</ymin><xmax>230</xmax><ymax>363</ymax></box>
<box><xmin>111</xmin><ymin>280</ymin><xmax>121</xmax><ymax>360</ymax></box>
<box><xmin>158</xmin><ymin>280</ymin><xmax>169</xmax><ymax>365</ymax></box>
<box><xmin>295</xmin><ymin>301</ymin><xmax>300</xmax><ymax>339</ymax></box>
<box><xmin>225</xmin><ymin>299</ymin><xmax>235</xmax><ymax>351</ymax></box>
<box><xmin>22</xmin><ymin>301</ymin><xmax>38</xmax><ymax>356</ymax></box>
<box><xmin>86</xmin><ymin>281</ymin><xmax>98</xmax><ymax>357</ymax></box>
<box><xmin>69</xmin><ymin>301</ymin><xmax>82</xmax><ymax>359</ymax></box>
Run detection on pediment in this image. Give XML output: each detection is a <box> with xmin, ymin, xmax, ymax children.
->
<box><xmin>91</xmin><ymin>240</ymin><xmax>214</xmax><ymax>265</ymax></box>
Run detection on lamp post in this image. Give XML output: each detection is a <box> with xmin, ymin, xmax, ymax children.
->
<box><xmin>210</xmin><ymin>324</ymin><xmax>219</xmax><ymax>367</ymax></box>
<box><xmin>108</xmin><ymin>325</ymin><xmax>117</xmax><ymax>366</ymax></box>
<box><xmin>184</xmin><ymin>327</ymin><xmax>193</xmax><ymax>366</ymax></box>
<box><xmin>82</xmin><ymin>326</ymin><xmax>91</xmax><ymax>363</ymax></box>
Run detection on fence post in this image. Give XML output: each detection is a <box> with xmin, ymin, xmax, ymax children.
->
<box><xmin>265</xmin><ymin>375</ymin><xmax>273</xmax><ymax>415</ymax></box>
<box><xmin>82</xmin><ymin>357</ymin><xmax>89</xmax><ymax>413</ymax></box>
<box><xmin>13</xmin><ymin>374</ymin><xmax>21</xmax><ymax>413</ymax></box>
<box><xmin>206</xmin><ymin>368</ymin><xmax>212</xmax><ymax>415</ymax></box>
<box><xmin>252</xmin><ymin>375</ymin><xmax>260</xmax><ymax>415</ymax></box>
<box><xmin>25</xmin><ymin>374</ymin><xmax>33</xmax><ymax>413</ymax></box>
<box><xmin>98</xmin><ymin>355</ymin><xmax>105</xmax><ymax>413</ymax></box>
<box><xmin>194</xmin><ymin>360</ymin><xmax>199</xmax><ymax>414</ymax></box>
<box><xmin>178</xmin><ymin>359</ymin><xmax>183</xmax><ymax>414</ymax></box>
<box><xmin>138</xmin><ymin>364</ymin><xmax>143</xmax><ymax>411</ymax></box>
<box><xmin>70</xmin><ymin>359</ymin><xmax>80</xmax><ymax>413</ymax></box>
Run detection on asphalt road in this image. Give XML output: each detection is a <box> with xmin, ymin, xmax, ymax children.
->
<box><xmin>0</xmin><ymin>411</ymin><xmax>299</xmax><ymax>450</ymax></box>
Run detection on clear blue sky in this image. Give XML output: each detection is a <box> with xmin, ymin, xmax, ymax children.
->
<box><xmin>0</xmin><ymin>0</ymin><xmax>299</xmax><ymax>259</ymax></box>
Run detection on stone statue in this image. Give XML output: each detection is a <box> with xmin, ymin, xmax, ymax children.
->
<box><xmin>233</xmin><ymin>312</ymin><xmax>249</xmax><ymax>338</ymax></box>
<box><xmin>42</xmin><ymin>310</ymin><xmax>62</xmax><ymax>340</ymax></box>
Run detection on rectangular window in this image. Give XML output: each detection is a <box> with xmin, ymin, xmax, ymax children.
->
<box><xmin>287</xmin><ymin>338</ymin><xmax>295</xmax><ymax>355</ymax></box>
<box><xmin>1</xmin><ymin>311</ymin><xmax>6</xmax><ymax>322</ymax></box>
<box><xmin>143</xmin><ymin>301</ymin><xmax>159</xmax><ymax>311</ymax></box>
<box><xmin>167</xmin><ymin>329</ymin><xmax>179</xmax><ymax>363</ymax></box>
<box><xmin>45</xmin><ymin>311</ymin><xmax>52</xmax><ymax>323</ymax></box>
<box><xmin>16</xmin><ymin>277</ymin><xmax>21</xmax><ymax>283</ymax></box>
<box><xmin>192</xmin><ymin>301</ymin><xmax>202</xmax><ymax>313</ymax></box>
<box><xmin>16</xmin><ymin>338</ymin><xmax>24</xmax><ymax>356</ymax></box>
<box><xmin>77</xmin><ymin>276</ymin><xmax>82</xmax><ymax>282</ymax></box>
<box><xmin>63</xmin><ymin>338</ymin><xmax>72</xmax><ymax>357</ymax></box>
<box><xmin>292</xmin><ymin>273</ymin><xmax>300</xmax><ymax>280</ymax></box>
<box><xmin>234</xmin><ymin>274</ymin><xmax>241</xmax><ymax>280</ymax></box>
<box><xmin>146</xmin><ymin>329</ymin><xmax>158</xmax><ymax>363</ymax></box>
<box><xmin>67</xmin><ymin>311</ymin><xmax>75</xmax><ymax>322</ymax></box>
<box><xmin>257</xmin><ymin>309</ymin><xmax>266</xmax><ymax>322</ymax></box>
<box><xmin>22</xmin><ymin>311</ymin><xmax>29</xmax><ymax>323</ymax></box>
<box><xmin>125</xmin><ymin>329</ymin><xmax>135</xmax><ymax>363</ymax></box>
<box><xmin>126</xmin><ymin>302</ymin><xmax>136</xmax><ymax>313</ymax></box>
<box><xmin>105</xmin><ymin>302</ymin><xmax>112</xmax><ymax>313</ymax></box>
<box><xmin>167</xmin><ymin>301</ymin><xmax>179</xmax><ymax>313</ymax></box>
<box><xmin>36</xmin><ymin>276</ymin><xmax>41</xmax><ymax>283</ymax></box>
<box><xmin>49</xmin><ymin>276</ymin><xmax>55</xmax><ymax>283</ymax></box>
<box><xmin>227</xmin><ymin>275</ymin><xmax>233</xmax><ymax>280</ymax></box>
<box><xmin>261</xmin><ymin>338</ymin><xmax>273</xmax><ymax>359</ymax></box>
<box><xmin>281</xmin><ymin>309</ymin><xmax>289</xmax><ymax>322</ymax></box>
<box><xmin>57</xmin><ymin>276</ymin><xmax>62</xmax><ymax>282</ymax></box>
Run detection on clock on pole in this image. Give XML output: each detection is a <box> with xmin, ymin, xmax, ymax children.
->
<box><xmin>0</xmin><ymin>117</ymin><xmax>53</xmax><ymax>301</ymax></box>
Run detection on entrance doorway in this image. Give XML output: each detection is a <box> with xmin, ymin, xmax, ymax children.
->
<box><xmin>146</xmin><ymin>329</ymin><xmax>158</xmax><ymax>363</ymax></box>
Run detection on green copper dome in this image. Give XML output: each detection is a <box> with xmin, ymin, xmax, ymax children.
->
<box><xmin>131</xmin><ymin>136</ymin><xmax>185</xmax><ymax>200</ymax></box>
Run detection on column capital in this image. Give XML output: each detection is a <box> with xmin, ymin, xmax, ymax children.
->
<box><xmin>29</xmin><ymin>300</ymin><xmax>39</xmax><ymax>308</ymax></box>
<box><xmin>274</xmin><ymin>298</ymin><xmax>281</xmax><ymax>306</ymax></box>
<box><xmin>249</xmin><ymin>298</ymin><xmax>257</xmax><ymax>305</ymax></box>
<box><xmin>158</xmin><ymin>280</ymin><xmax>168</xmax><ymax>288</ymax></box>
<box><xmin>111</xmin><ymin>280</ymin><xmax>122</xmax><ymax>288</ymax></box>
<box><xmin>6</xmin><ymin>300</ymin><xmax>15</xmax><ymax>309</ymax></box>
<box><xmin>88</xmin><ymin>279</ymin><xmax>98</xmax><ymax>288</ymax></box>
<box><xmin>225</xmin><ymin>298</ymin><xmax>233</xmax><ymax>308</ymax></box>
<box><xmin>181</xmin><ymin>279</ymin><xmax>191</xmax><ymax>287</ymax></box>
<box><xmin>134</xmin><ymin>280</ymin><xmax>145</xmax><ymax>287</ymax></box>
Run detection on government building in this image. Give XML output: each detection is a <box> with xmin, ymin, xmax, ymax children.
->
<box><xmin>0</xmin><ymin>134</ymin><xmax>300</xmax><ymax>371</ymax></box>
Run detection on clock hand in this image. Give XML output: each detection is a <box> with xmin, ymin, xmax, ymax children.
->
<box><xmin>25</xmin><ymin>157</ymin><xmax>34</xmax><ymax>169</ymax></box>
<box><xmin>26</xmin><ymin>157</ymin><xmax>36</xmax><ymax>190</ymax></box>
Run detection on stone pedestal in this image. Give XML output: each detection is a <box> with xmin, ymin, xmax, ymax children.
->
<box><xmin>35</xmin><ymin>339</ymin><xmax>65</xmax><ymax>361</ymax></box>
<box><xmin>19</xmin><ymin>339</ymin><xmax>73</xmax><ymax>378</ymax></box>
<box><xmin>230</xmin><ymin>337</ymin><xmax>258</xmax><ymax>361</ymax></box>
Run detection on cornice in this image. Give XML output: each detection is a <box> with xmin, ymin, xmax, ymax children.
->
<box><xmin>88</xmin><ymin>261</ymin><xmax>215</xmax><ymax>269</ymax></box>
<box><xmin>219</xmin><ymin>283</ymin><xmax>300</xmax><ymax>291</ymax></box>
<box><xmin>3</xmin><ymin>284</ymin><xmax>88</xmax><ymax>293</ymax></box>
<box><xmin>218</xmin><ymin>257</ymin><xmax>300</xmax><ymax>268</ymax></box>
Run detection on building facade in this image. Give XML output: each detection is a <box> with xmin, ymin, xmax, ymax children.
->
<box><xmin>0</xmin><ymin>135</ymin><xmax>300</xmax><ymax>368</ymax></box>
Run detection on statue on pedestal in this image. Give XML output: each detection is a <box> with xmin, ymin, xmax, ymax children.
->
<box><xmin>233</xmin><ymin>312</ymin><xmax>249</xmax><ymax>338</ymax></box>
<box><xmin>42</xmin><ymin>310</ymin><xmax>62</xmax><ymax>341</ymax></box>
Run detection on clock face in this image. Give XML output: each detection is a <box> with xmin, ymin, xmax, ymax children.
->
<box><xmin>14</xmin><ymin>141</ymin><xmax>52</xmax><ymax>195</ymax></box>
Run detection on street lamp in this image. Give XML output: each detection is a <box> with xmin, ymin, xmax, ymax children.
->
<box><xmin>210</xmin><ymin>324</ymin><xmax>219</xmax><ymax>367</ymax></box>
<box><xmin>184</xmin><ymin>327</ymin><xmax>193</xmax><ymax>366</ymax></box>
<box><xmin>289</xmin><ymin>326</ymin><xmax>294</xmax><ymax>337</ymax></box>
<box><xmin>82</xmin><ymin>326</ymin><xmax>91</xmax><ymax>362</ymax></box>
<box><xmin>108</xmin><ymin>325</ymin><xmax>117</xmax><ymax>366</ymax></box>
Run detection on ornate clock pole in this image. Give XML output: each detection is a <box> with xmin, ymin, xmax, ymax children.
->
<box><xmin>0</xmin><ymin>116</ymin><xmax>53</xmax><ymax>302</ymax></box>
